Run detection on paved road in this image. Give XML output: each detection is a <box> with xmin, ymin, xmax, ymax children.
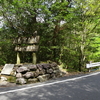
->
<box><xmin>0</xmin><ymin>72</ymin><xmax>100</xmax><ymax>100</ymax></box>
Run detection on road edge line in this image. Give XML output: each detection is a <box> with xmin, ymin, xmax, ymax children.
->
<box><xmin>0</xmin><ymin>71</ymin><xmax>100</xmax><ymax>95</ymax></box>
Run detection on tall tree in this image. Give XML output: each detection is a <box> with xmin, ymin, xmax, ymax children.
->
<box><xmin>59</xmin><ymin>0</ymin><xmax>100</xmax><ymax>71</ymax></box>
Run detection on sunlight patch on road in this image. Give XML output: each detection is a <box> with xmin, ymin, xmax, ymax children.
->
<box><xmin>0</xmin><ymin>71</ymin><xmax>100</xmax><ymax>95</ymax></box>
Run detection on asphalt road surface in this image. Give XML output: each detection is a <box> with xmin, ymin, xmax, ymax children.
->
<box><xmin>0</xmin><ymin>72</ymin><xmax>100</xmax><ymax>100</ymax></box>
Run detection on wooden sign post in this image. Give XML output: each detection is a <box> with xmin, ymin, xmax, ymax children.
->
<box><xmin>17</xmin><ymin>52</ymin><xmax>20</xmax><ymax>64</ymax></box>
<box><xmin>14</xmin><ymin>35</ymin><xmax>40</xmax><ymax>64</ymax></box>
<box><xmin>32</xmin><ymin>52</ymin><xmax>37</xmax><ymax>64</ymax></box>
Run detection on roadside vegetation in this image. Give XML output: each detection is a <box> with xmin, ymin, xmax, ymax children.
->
<box><xmin>0</xmin><ymin>0</ymin><xmax>100</xmax><ymax>72</ymax></box>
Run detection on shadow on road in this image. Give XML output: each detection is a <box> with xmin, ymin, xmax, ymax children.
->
<box><xmin>0</xmin><ymin>74</ymin><xmax>100</xmax><ymax>100</ymax></box>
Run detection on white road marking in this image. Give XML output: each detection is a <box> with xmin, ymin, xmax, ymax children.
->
<box><xmin>0</xmin><ymin>71</ymin><xmax>100</xmax><ymax>95</ymax></box>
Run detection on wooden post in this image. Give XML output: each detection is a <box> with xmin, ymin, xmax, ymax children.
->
<box><xmin>17</xmin><ymin>52</ymin><xmax>20</xmax><ymax>64</ymax></box>
<box><xmin>32</xmin><ymin>52</ymin><xmax>37</xmax><ymax>64</ymax></box>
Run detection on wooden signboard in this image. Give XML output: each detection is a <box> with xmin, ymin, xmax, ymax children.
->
<box><xmin>15</xmin><ymin>45</ymin><xmax>39</xmax><ymax>52</ymax></box>
<box><xmin>13</xmin><ymin>36</ymin><xmax>40</xmax><ymax>44</ymax></box>
<box><xmin>14</xmin><ymin>35</ymin><xmax>40</xmax><ymax>64</ymax></box>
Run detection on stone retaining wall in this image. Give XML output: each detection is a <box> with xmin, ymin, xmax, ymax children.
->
<box><xmin>14</xmin><ymin>62</ymin><xmax>63</xmax><ymax>84</ymax></box>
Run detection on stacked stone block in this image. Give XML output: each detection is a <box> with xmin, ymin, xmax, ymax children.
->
<box><xmin>15</xmin><ymin>62</ymin><xmax>63</xmax><ymax>84</ymax></box>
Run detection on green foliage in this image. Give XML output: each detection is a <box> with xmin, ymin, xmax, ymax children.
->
<box><xmin>8</xmin><ymin>76</ymin><xmax>16</xmax><ymax>83</ymax></box>
<box><xmin>0</xmin><ymin>0</ymin><xmax>100</xmax><ymax>72</ymax></box>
